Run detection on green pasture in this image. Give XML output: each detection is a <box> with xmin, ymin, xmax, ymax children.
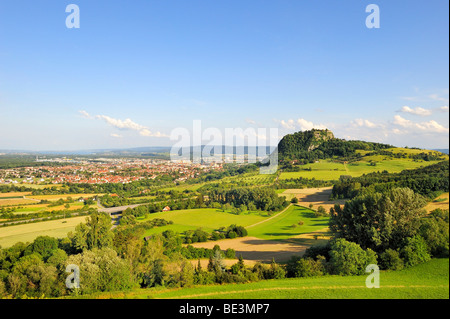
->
<box><xmin>279</xmin><ymin>158</ymin><xmax>442</xmax><ymax>181</ymax></box>
<box><xmin>247</xmin><ymin>205</ymin><xmax>329</xmax><ymax>240</ymax></box>
<box><xmin>88</xmin><ymin>258</ymin><xmax>449</xmax><ymax>299</ymax></box>
<box><xmin>138</xmin><ymin>208</ymin><xmax>269</xmax><ymax>237</ymax></box>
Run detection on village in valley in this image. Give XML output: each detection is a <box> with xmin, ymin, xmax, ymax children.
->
<box><xmin>0</xmin><ymin>157</ymin><xmax>223</xmax><ymax>186</ymax></box>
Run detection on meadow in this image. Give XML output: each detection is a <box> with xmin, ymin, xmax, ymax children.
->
<box><xmin>247</xmin><ymin>205</ymin><xmax>329</xmax><ymax>240</ymax></box>
<box><xmin>86</xmin><ymin>258</ymin><xmax>449</xmax><ymax>299</ymax></box>
<box><xmin>138</xmin><ymin>208</ymin><xmax>269</xmax><ymax>237</ymax></box>
<box><xmin>279</xmin><ymin>158</ymin><xmax>444</xmax><ymax>181</ymax></box>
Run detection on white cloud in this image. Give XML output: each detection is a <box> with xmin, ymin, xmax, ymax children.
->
<box><xmin>353</xmin><ymin>118</ymin><xmax>379</xmax><ymax>128</ymax></box>
<box><xmin>110</xmin><ymin>133</ymin><xmax>123</xmax><ymax>138</ymax></box>
<box><xmin>91</xmin><ymin>114</ymin><xmax>168</xmax><ymax>138</ymax></box>
<box><xmin>438</xmin><ymin>106</ymin><xmax>449</xmax><ymax>113</ymax></box>
<box><xmin>277</xmin><ymin>118</ymin><xmax>327</xmax><ymax>131</ymax></box>
<box><xmin>398</xmin><ymin>106</ymin><xmax>432</xmax><ymax>116</ymax></box>
<box><xmin>429</xmin><ymin>94</ymin><xmax>449</xmax><ymax>103</ymax></box>
<box><xmin>393</xmin><ymin>115</ymin><xmax>449</xmax><ymax>133</ymax></box>
<box><xmin>96</xmin><ymin>115</ymin><xmax>147</xmax><ymax>131</ymax></box>
<box><xmin>78</xmin><ymin>110</ymin><xmax>92</xmax><ymax>119</ymax></box>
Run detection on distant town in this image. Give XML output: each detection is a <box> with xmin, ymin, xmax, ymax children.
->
<box><xmin>0</xmin><ymin>157</ymin><xmax>223</xmax><ymax>185</ymax></box>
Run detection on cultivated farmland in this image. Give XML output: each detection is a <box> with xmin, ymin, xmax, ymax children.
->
<box><xmin>0</xmin><ymin>216</ymin><xmax>87</xmax><ymax>248</ymax></box>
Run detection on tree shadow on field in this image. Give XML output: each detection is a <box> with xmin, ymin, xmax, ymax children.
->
<box><xmin>299</xmin><ymin>211</ymin><xmax>317</xmax><ymax>219</ymax></box>
<box><xmin>233</xmin><ymin>249</ymin><xmax>306</xmax><ymax>263</ymax></box>
<box><xmin>309</xmin><ymin>221</ymin><xmax>329</xmax><ymax>227</ymax></box>
<box><xmin>241</xmin><ymin>239</ymin><xmax>290</xmax><ymax>245</ymax></box>
<box><xmin>301</xmin><ymin>189</ymin><xmax>333</xmax><ymax>202</ymax></box>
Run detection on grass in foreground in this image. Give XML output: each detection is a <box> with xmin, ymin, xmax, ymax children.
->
<box><xmin>87</xmin><ymin>258</ymin><xmax>449</xmax><ymax>299</ymax></box>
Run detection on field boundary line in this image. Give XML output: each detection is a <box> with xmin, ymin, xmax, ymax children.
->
<box><xmin>161</xmin><ymin>284</ymin><xmax>449</xmax><ymax>299</ymax></box>
<box><xmin>246</xmin><ymin>204</ymin><xmax>292</xmax><ymax>229</ymax></box>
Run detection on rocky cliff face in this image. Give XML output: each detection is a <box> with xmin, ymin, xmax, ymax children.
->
<box><xmin>307</xmin><ymin>129</ymin><xmax>334</xmax><ymax>151</ymax></box>
<box><xmin>277</xmin><ymin>129</ymin><xmax>335</xmax><ymax>157</ymax></box>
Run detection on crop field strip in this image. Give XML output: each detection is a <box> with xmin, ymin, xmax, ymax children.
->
<box><xmin>0</xmin><ymin>215</ymin><xmax>88</xmax><ymax>248</ymax></box>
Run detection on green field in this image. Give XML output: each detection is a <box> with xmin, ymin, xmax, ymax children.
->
<box><xmin>247</xmin><ymin>205</ymin><xmax>329</xmax><ymax>240</ymax></box>
<box><xmin>0</xmin><ymin>216</ymin><xmax>87</xmax><ymax>248</ymax></box>
<box><xmin>279</xmin><ymin>158</ymin><xmax>443</xmax><ymax>181</ymax></box>
<box><xmin>138</xmin><ymin>205</ymin><xmax>329</xmax><ymax>241</ymax></box>
<box><xmin>86</xmin><ymin>258</ymin><xmax>449</xmax><ymax>299</ymax></box>
<box><xmin>139</xmin><ymin>208</ymin><xmax>269</xmax><ymax>237</ymax></box>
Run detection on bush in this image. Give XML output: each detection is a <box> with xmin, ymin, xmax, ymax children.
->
<box><xmin>315</xmin><ymin>206</ymin><xmax>327</xmax><ymax>217</ymax></box>
<box><xmin>400</xmin><ymin>236</ymin><xmax>431</xmax><ymax>267</ymax></box>
<box><xmin>379</xmin><ymin>249</ymin><xmax>404</xmax><ymax>270</ymax></box>
<box><xmin>66</xmin><ymin>248</ymin><xmax>135</xmax><ymax>294</ymax></box>
<box><xmin>226</xmin><ymin>225</ymin><xmax>247</xmax><ymax>238</ymax></box>
<box><xmin>328</xmin><ymin>238</ymin><xmax>377</xmax><ymax>276</ymax></box>
<box><xmin>291</xmin><ymin>197</ymin><xmax>299</xmax><ymax>204</ymax></box>
<box><xmin>227</xmin><ymin>231</ymin><xmax>237</xmax><ymax>239</ymax></box>
<box><xmin>419</xmin><ymin>210</ymin><xmax>449</xmax><ymax>257</ymax></box>
<box><xmin>286</xmin><ymin>256</ymin><xmax>325</xmax><ymax>278</ymax></box>
<box><xmin>0</xmin><ymin>279</ymin><xmax>5</xmax><ymax>297</ymax></box>
<box><xmin>224</xmin><ymin>248</ymin><xmax>236</xmax><ymax>259</ymax></box>
<box><xmin>303</xmin><ymin>243</ymin><xmax>331</xmax><ymax>261</ymax></box>
<box><xmin>267</xmin><ymin>259</ymin><xmax>286</xmax><ymax>279</ymax></box>
<box><xmin>24</xmin><ymin>236</ymin><xmax>59</xmax><ymax>261</ymax></box>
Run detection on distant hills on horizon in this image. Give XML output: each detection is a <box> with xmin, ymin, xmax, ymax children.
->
<box><xmin>0</xmin><ymin>129</ymin><xmax>448</xmax><ymax>157</ymax></box>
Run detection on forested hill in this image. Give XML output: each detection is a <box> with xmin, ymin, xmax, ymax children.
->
<box><xmin>277</xmin><ymin>129</ymin><xmax>393</xmax><ymax>163</ymax></box>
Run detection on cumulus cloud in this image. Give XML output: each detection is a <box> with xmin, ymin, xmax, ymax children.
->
<box><xmin>393</xmin><ymin>115</ymin><xmax>449</xmax><ymax>134</ymax></box>
<box><xmin>353</xmin><ymin>118</ymin><xmax>379</xmax><ymax>128</ymax></box>
<box><xmin>277</xmin><ymin>118</ymin><xmax>327</xmax><ymax>131</ymax></box>
<box><xmin>83</xmin><ymin>113</ymin><xmax>168</xmax><ymax>138</ymax></box>
<box><xmin>398</xmin><ymin>106</ymin><xmax>432</xmax><ymax>116</ymax></box>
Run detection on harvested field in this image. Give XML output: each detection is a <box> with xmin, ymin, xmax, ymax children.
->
<box><xmin>0</xmin><ymin>192</ymin><xmax>31</xmax><ymax>198</ymax></box>
<box><xmin>282</xmin><ymin>187</ymin><xmax>346</xmax><ymax>212</ymax></box>
<box><xmin>0</xmin><ymin>198</ymin><xmax>38</xmax><ymax>206</ymax></box>
<box><xmin>26</xmin><ymin>194</ymin><xmax>102</xmax><ymax>201</ymax></box>
<box><xmin>190</xmin><ymin>236</ymin><xmax>309</xmax><ymax>263</ymax></box>
<box><xmin>425</xmin><ymin>193</ymin><xmax>449</xmax><ymax>213</ymax></box>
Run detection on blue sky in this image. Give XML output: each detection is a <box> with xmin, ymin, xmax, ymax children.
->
<box><xmin>0</xmin><ymin>0</ymin><xmax>448</xmax><ymax>150</ymax></box>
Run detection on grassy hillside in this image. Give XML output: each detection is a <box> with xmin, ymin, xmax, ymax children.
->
<box><xmin>279</xmin><ymin>158</ymin><xmax>444</xmax><ymax>181</ymax></box>
<box><xmin>247</xmin><ymin>205</ymin><xmax>329</xmax><ymax>240</ymax></box>
<box><xmin>85</xmin><ymin>258</ymin><xmax>449</xmax><ymax>299</ymax></box>
<box><xmin>137</xmin><ymin>208</ymin><xmax>269</xmax><ymax>237</ymax></box>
